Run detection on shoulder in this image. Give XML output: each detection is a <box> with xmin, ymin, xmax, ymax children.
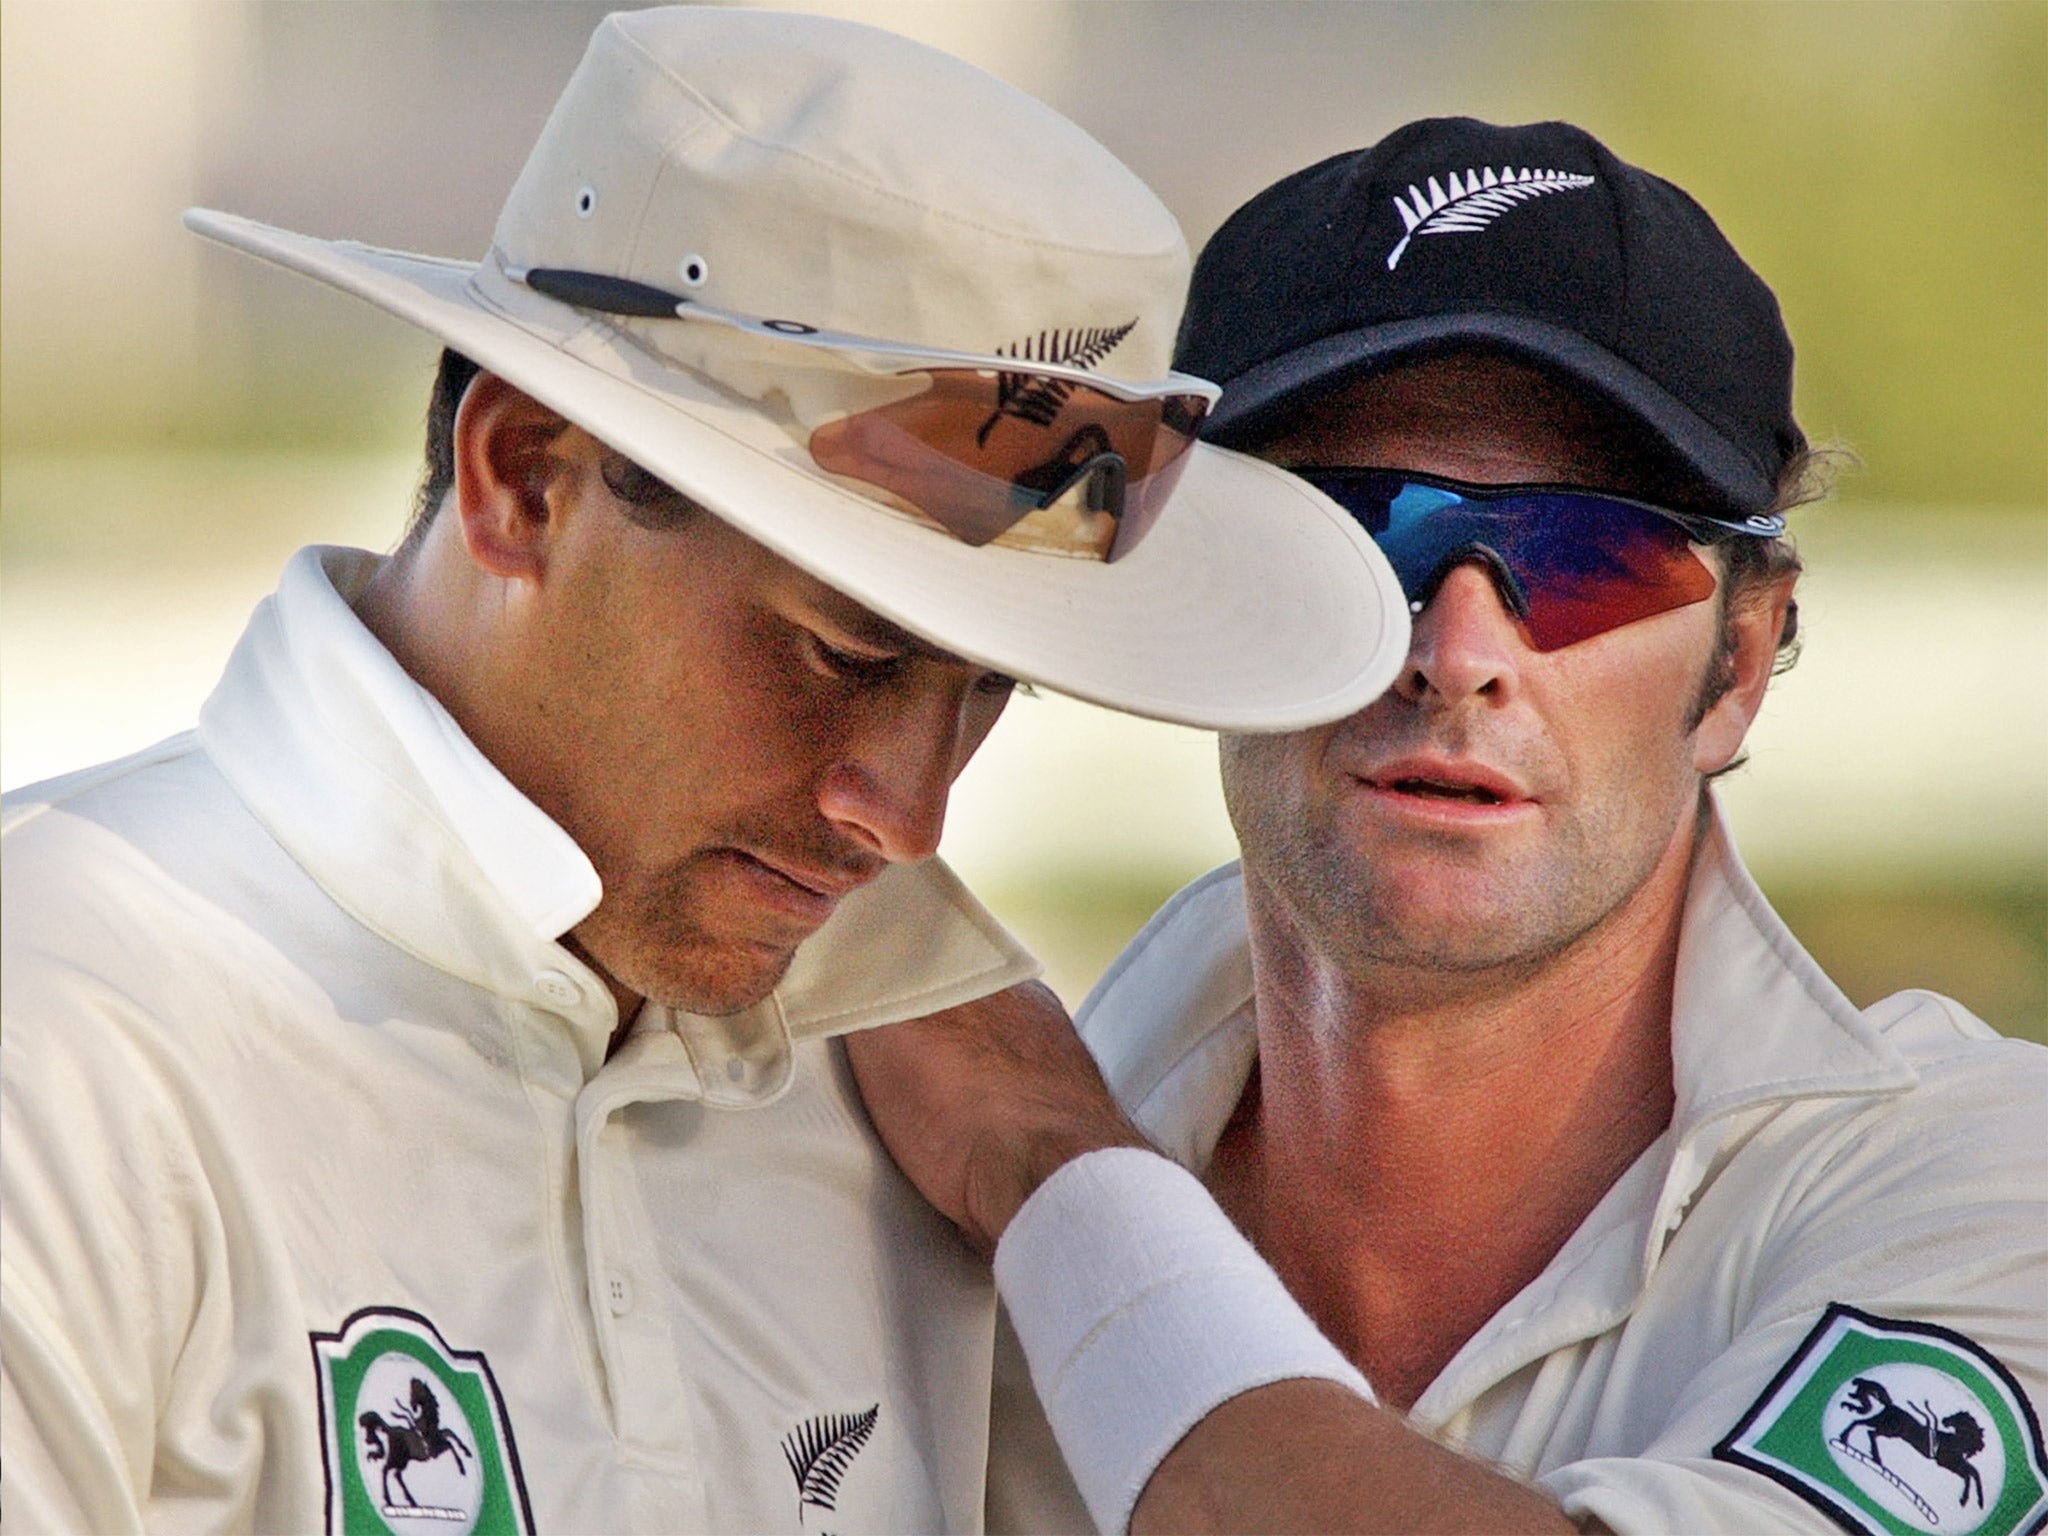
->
<box><xmin>1076</xmin><ymin>864</ymin><xmax>1248</xmax><ymax>1067</ymax></box>
<box><xmin>2</xmin><ymin>735</ymin><xmax>309</xmax><ymax>1086</ymax></box>
<box><xmin>4</xmin><ymin>734</ymin><xmax>251</xmax><ymax>955</ymax></box>
<box><xmin>1072</xmin><ymin>864</ymin><xmax>1257</xmax><ymax>1168</ymax></box>
<box><xmin>2</xmin><ymin>732</ymin><xmax>206</xmax><ymax>838</ymax></box>
<box><xmin>1855</xmin><ymin>987</ymin><xmax>2047</xmax><ymax>1142</ymax></box>
<box><xmin>1726</xmin><ymin>990</ymin><xmax>2046</xmax><ymax>1303</ymax></box>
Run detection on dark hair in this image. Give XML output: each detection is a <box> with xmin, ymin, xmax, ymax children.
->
<box><xmin>1688</xmin><ymin>444</ymin><xmax>1848</xmax><ymax>759</ymax></box>
<box><xmin>1721</xmin><ymin>449</ymin><xmax>1829</xmax><ymax>656</ymax></box>
<box><xmin>400</xmin><ymin>347</ymin><xmax>702</xmax><ymax>550</ymax></box>
<box><xmin>403</xmin><ymin>348</ymin><xmax>484</xmax><ymax>552</ymax></box>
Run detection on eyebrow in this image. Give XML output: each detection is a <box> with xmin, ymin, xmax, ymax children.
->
<box><xmin>810</xmin><ymin>591</ymin><xmax>981</xmax><ymax>670</ymax></box>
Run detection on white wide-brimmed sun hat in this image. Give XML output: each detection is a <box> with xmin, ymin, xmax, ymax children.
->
<box><xmin>186</xmin><ymin>6</ymin><xmax>1407</xmax><ymax>731</ymax></box>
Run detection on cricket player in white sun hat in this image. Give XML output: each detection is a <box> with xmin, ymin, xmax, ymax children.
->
<box><xmin>0</xmin><ymin>8</ymin><xmax>1408</xmax><ymax>1532</ymax></box>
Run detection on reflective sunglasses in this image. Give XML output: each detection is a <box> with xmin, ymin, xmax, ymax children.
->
<box><xmin>1294</xmin><ymin>468</ymin><xmax>1784</xmax><ymax>651</ymax></box>
<box><xmin>511</xmin><ymin>267</ymin><xmax>1217</xmax><ymax>561</ymax></box>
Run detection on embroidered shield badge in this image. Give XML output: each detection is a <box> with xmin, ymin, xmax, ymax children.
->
<box><xmin>1715</xmin><ymin>1304</ymin><xmax>2047</xmax><ymax>1536</ymax></box>
<box><xmin>312</xmin><ymin>1307</ymin><xmax>534</xmax><ymax>1536</ymax></box>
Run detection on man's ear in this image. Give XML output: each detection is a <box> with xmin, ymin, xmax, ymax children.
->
<box><xmin>1693</xmin><ymin>572</ymin><xmax>1797</xmax><ymax>774</ymax></box>
<box><xmin>450</xmin><ymin>371</ymin><xmax>572</xmax><ymax>583</ymax></box>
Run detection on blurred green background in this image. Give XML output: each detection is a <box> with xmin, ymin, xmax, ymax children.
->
<box><xmin>4</xmin><ymin>0</ymin><xmax>2043</xmax><ymax>1038</ymax></box>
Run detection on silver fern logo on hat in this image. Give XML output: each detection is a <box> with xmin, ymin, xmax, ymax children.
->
<box><xmin>1386</xmin><ymin>166</ymin><xmax>1597</xmax><ymax>270</ymax></box>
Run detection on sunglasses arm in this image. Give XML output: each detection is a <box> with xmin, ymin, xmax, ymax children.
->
<box><xmin>1016</xmin><ymin>450</ymin><xmax>1129</xmax><ymax>519</ymax></box>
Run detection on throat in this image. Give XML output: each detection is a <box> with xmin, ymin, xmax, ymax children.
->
<box><xmin>1208</xmin><ymin>1002</ymin><xmax>1674</xmax><ymax>1412</ymax></box>
<box><xmin>558</xmin><ymin>933</ymin><xmax>645</xmax><ymax>1056</ymax></box>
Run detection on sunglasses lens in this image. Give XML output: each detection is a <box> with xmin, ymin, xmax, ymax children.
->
<box><xmin>1503</xmin><ymin>492</ymin><xmax>1716</xmax><ymax>649</ymax></box>
<box><xmin>1308</xmin><ymin>473</ymin><xmax>1718</xmax><ymax>650</ymax></box>
<box><xmin>808</xmin><ymin>373</ymin><xmax>1208</xmax><ymax>560</ymax></box>
<box><xmin>514</xmin><ymin>269</ymin><xmax>1215</xmax><ymax>560</ymax></box>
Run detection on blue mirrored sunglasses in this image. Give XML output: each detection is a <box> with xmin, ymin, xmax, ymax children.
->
<box><xmin>1294</xmin><ymin>469</ymin><xmax>1782</xmax><ymax>651</ymax></box>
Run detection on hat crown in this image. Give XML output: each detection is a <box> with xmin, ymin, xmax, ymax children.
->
<box><xmin>490</xmin><ymin>7</ymin><xmax>1188</xmax><ymax>382</ymax></box>
<box><xmin>1179</xmin><ymin>116</ymin><xmax>1801</xmax><ymax>513</ymax></box>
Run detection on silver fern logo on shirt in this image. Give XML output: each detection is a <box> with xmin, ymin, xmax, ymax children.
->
<box><xmin>782</xmin><ymin>1404</ymin><xmax>880</xmax><ymax>1533</ymax></box>
<box><xmin>1386</xmin><ymin>166</ymin><xmax>1597</xmax><ymax>269</ymax></box>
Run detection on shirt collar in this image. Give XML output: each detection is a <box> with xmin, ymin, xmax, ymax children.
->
<box><xmin>1084</xmin><ymin>793</ymin><xmax>1917</xmax><ymax>1187</ymax></box>
<box><xmin>1080</xmin><ymin>795</ymin><xmax>1921</xmax><ymax>1419</ymax></box>
<box><xmin>200</xmin><ymin>546</ymin><xmax>1035</xmax><ymax>1089</ymax></box>
<box><xmin>1645</xmin><ymin>801</ymin><xmax>1917</xmax><ymax>1270</ymax></box>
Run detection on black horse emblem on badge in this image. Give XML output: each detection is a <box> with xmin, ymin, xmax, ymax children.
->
<box><xmin>1835</xmin><ymin>1376</ymin><xmax>1987</xmax><ymax>1513</ymax></box>
<box><xmin>359</xmin><ymin>1376</ymin><xmax>474</xmax><ymax>1510</ymax></box>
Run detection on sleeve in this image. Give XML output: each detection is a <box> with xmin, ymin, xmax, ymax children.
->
<box><xmin>1541</xmin><ymin>1026</ymin><xmax>2048</xmax><ymax>1536</ymax></box>
<box><xmin>0</xmin><ymin>963</ymin><xmax>238</xmax><ymax>1536</ymax></box>
<box><xmin>1</xmin><ymin>1270</ymin><xmax>149</xmax><ymax>1535</ymax></box>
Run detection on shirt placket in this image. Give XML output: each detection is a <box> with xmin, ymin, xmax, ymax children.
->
<box><xmin>574</xmin><ymin>1031</ymin><xmax>708</xmax><ymax>1521</ymax></box>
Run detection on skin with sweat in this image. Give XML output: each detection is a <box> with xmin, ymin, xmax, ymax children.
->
<box><xmin>357</xmin><ymin>372</ymin><xmax>1015</xmax><ymax>1025</ymax></box>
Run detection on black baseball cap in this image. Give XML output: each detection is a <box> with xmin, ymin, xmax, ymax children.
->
<box><xmin>1176</xmin><ymin>118</ymin><xmax>1804</xmax><ymax>517</ymax></box>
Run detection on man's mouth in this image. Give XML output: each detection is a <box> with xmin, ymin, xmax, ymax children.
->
<box><xmin>1383</xmin><ymin>776</ymin><xmax>1506</xmax><ymax>805</ymax></box>
<box><xmin>724</xmin><ymin>847</ymin><xmax>876</xmax><ymax>921</ymax></box>
<box><xmin>734</xmin><ymin>849</ymin><xmax>878</xmax><ymax>905</ymax></box>
<box><xmin>1360</xmin><ymin>756</ymin><xmax>1529</xmax><ymax>809</ymax></box>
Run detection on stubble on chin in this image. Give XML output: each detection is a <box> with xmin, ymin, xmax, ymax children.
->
<box><xmin>572</xmin><ymin>867</ymin><xmax>806</xmax><ymax>1018</ymax></box>
<box><xmin>1237</xmin><ymin>774</ymin><xmax>1688</xmax><ymax>986</ymax></box>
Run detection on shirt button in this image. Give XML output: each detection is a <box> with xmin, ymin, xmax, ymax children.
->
<box><xmin>606</xmin><ymin>1271</ymin><xmax>633</xmax><ymax>1316</ymax></box>
<box><xmin>535</xmin><ymin>970</ymin><xmax>583</xmax><ymax>1008</ymax></box>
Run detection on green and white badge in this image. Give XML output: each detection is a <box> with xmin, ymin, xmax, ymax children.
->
<box><xmin>1716</xmin><ymin>1304</ymin><xmax>2047</xmax><ymax>1536</ymax></box>
<box><xmin>312</xmin><ymin>1307</ymin><xmax>534</xmax><ymax>1536</ymax></box>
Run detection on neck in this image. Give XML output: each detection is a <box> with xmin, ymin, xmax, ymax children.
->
<box><xmin>1214</xmin><ymin>814</ymin><xmax>1700</xmax><ymax>1409</ymax></box>
<box><xmin>358</xmin><ymin>538</ymin><xmax>646</xmax><ymax>1053</ymax></box>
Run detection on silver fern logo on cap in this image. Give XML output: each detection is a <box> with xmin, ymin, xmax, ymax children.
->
<box><xmin>1387</xmin><ymin>167</ymin><xmax>1598</xmax><ymax>270</ymax></box>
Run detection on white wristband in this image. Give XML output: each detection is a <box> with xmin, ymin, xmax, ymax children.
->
<box><xmin>993</xmin><ymin>1146</ymin><xmax>1375</xmax><ymax>1534</ymax></box>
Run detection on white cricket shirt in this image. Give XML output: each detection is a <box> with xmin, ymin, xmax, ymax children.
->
<box><xmin>988</xmin><ymin>806</ymin><xmax>2048</xmax><ymax>1535</ymax></box>
<box><xmin>2</xmin><ymin>546</ymin><xmax>1039</xmax><ymax>1535</ymax></box>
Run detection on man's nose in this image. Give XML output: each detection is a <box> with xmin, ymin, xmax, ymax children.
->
<box><xmin>817</xmin><ymin>691</ymin><xmax>977</xmax><ymax>863</ymax></box>
<box><xmin>1392</xmin><ymin>561</ymin><xmax>1528</xmax><ymax>704</ymax></box>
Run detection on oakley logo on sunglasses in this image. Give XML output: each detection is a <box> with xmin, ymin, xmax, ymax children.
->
<box><xmin>1387</xmin><ymin>166</ymin><xmax>1597</xmax><ymax>270</ymax></box>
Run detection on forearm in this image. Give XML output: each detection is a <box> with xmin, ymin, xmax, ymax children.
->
<box><xmin>1135</xmin><ymin>1378</ymin><xmax>1575</xmax><ymax>1536</ymax></box>
<box><xmin>996</xmin><ymin>1149</ymin><xmax>1572</xmax><ymax>1535</ymax></box>
<box><xmin>851</xmin><ymin>991</ymin><xmax>1578</xmax><ymax>1533</ymax></box>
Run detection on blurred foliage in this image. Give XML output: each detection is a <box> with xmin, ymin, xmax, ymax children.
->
<box><xmin>1507</xmin><ymin>1</ymin><xmax>2047</xmax><ymax>509</ymax></box>
<box><xmin>2</xmin><ymin>1</ymin><xmax>2042</xmax><ymax>510</ymax></box>
<box><xmin>1768</xmin><ymin>880</ymin><xmax>2048</xmax><ymax>1045</ymax></box>
<box><xmin>3</xmin><ymin>2</ymin><xmax>2042</xmax><ymax>1042</ymax></box>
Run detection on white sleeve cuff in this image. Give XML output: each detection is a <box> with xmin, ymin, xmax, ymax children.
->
<box><xmin>992</xmin><ymin>1146</ymin><xmax>1375</xmax><ymax>1534</ymax></box>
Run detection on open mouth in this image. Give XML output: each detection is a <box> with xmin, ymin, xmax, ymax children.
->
<box><xmin>1386</xmin><ymin>777</ymin><xmax>1506</xmax><ymax>805</ymax></box>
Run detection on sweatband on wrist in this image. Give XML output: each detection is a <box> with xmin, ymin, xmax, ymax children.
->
<box><xmin>993</xmin><ymin>1146</ymin><xmax>1375</xmax><ymax>1534</ymax></box>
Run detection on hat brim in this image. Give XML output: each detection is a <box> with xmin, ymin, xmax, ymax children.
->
<box><xmin>186</xmin><ymin>209</ymin><xmax>1407</xmax><ymax>733</ymax></box>
<box><xmin>1199</xmin><ymin>313</ymin><xmax>1779</xmax><ymax>515</ymax></box>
